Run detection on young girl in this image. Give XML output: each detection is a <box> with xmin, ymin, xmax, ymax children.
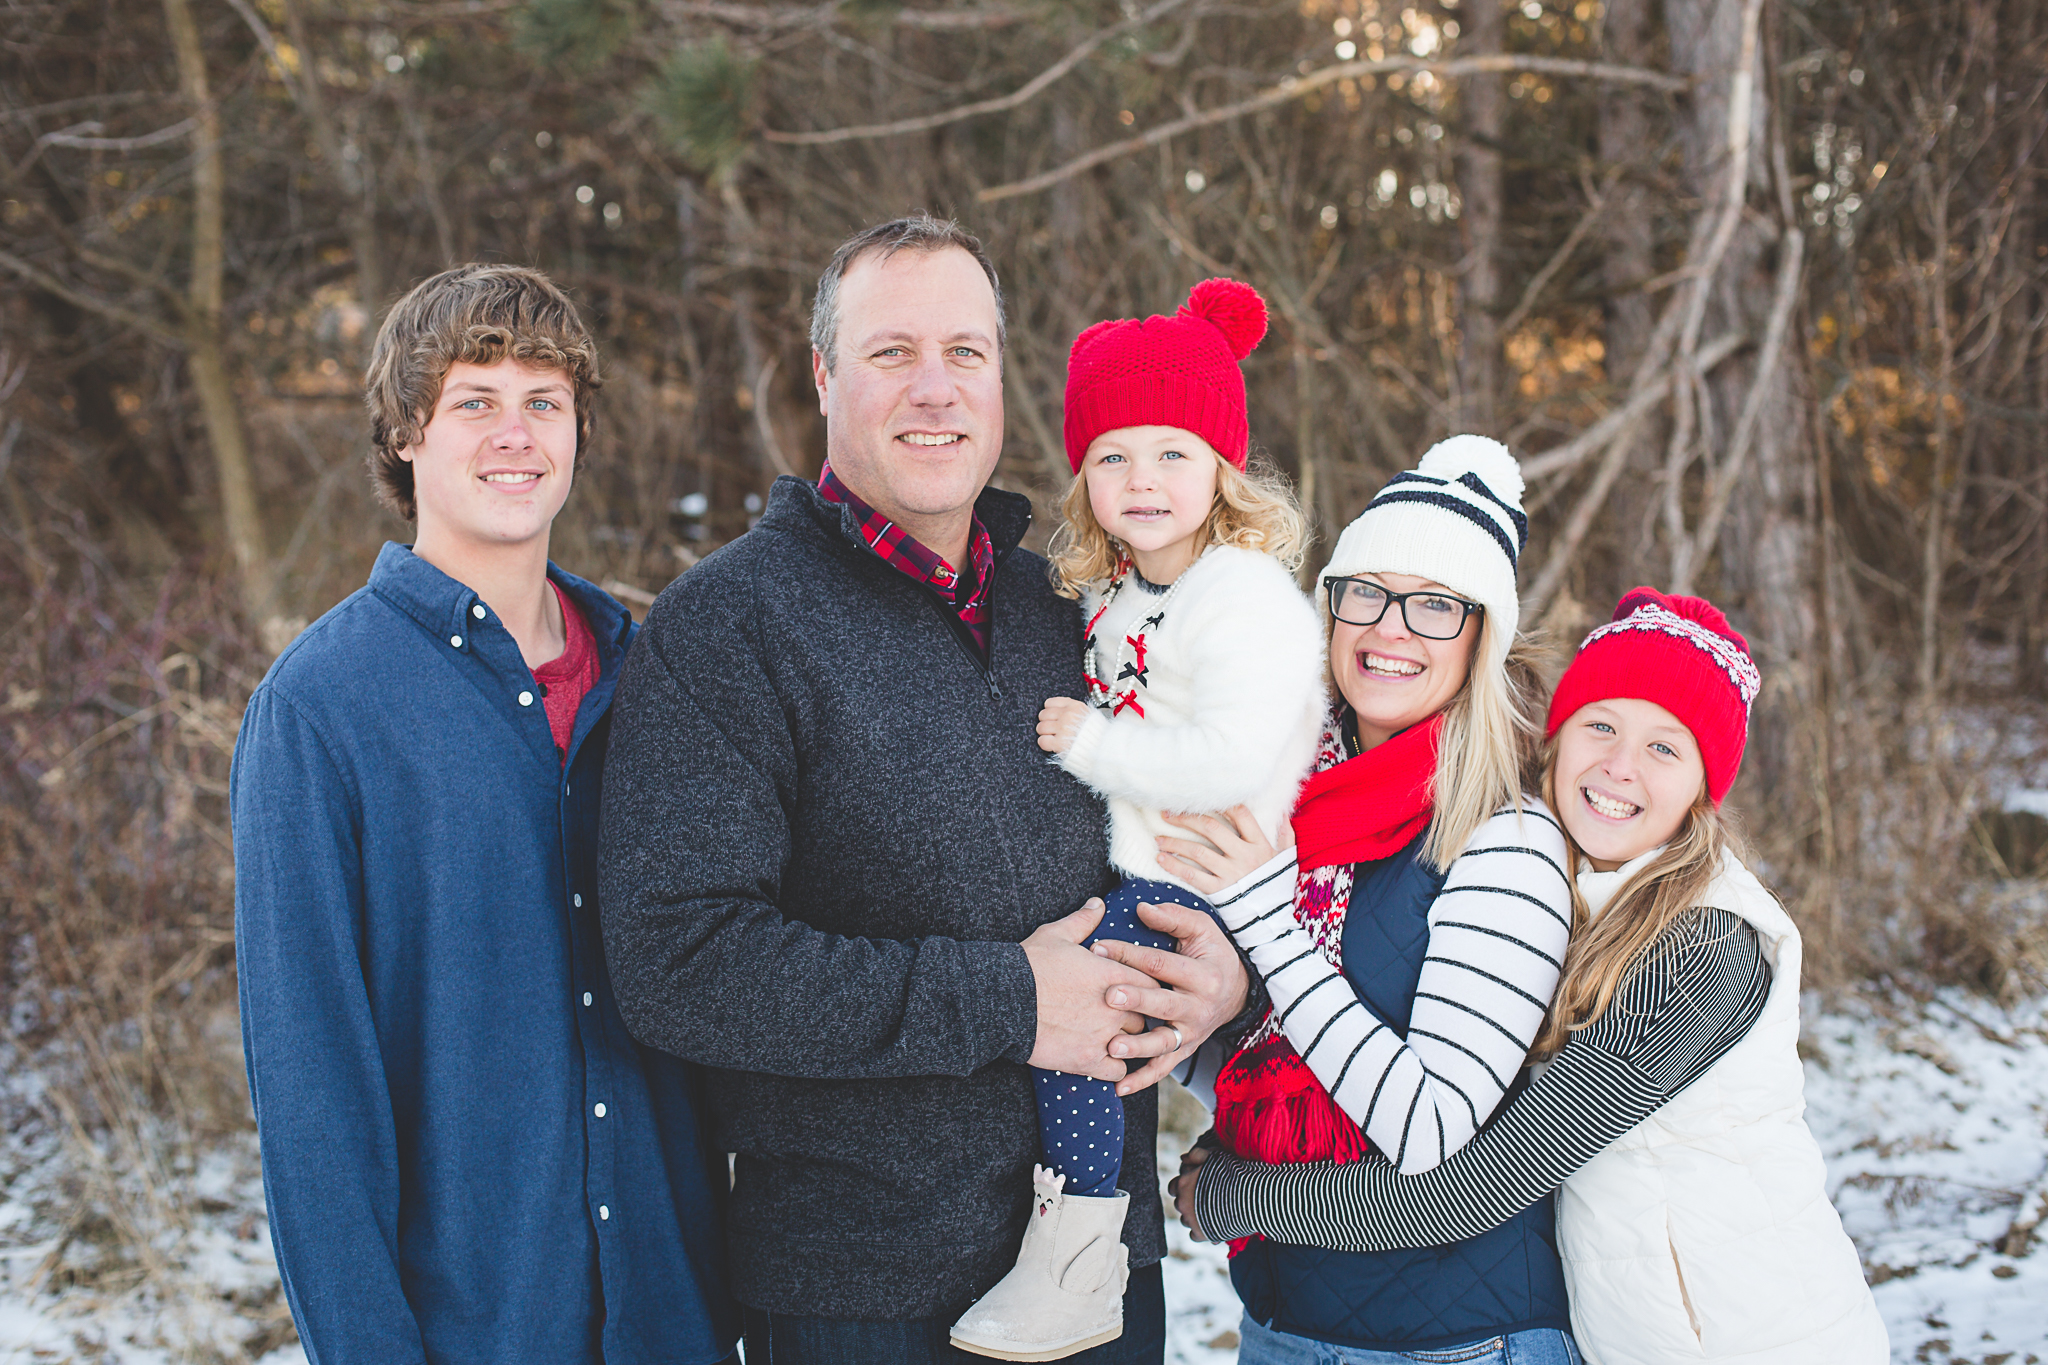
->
<box><xmin>1183</xmin><ymin>588</ymin><xmax>1889</xmax><ymax>1364</ymax></box>
<box><xmin>948</xmin><ymin>279</ymin><xmax>1328</xmax><ymax>1361</ymax></box>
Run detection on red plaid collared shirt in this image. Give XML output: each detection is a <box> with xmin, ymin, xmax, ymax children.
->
<box><xmin>817</xmin><ymin>464</ymin><xmax>997</xmax><ymax>656</ymax></box>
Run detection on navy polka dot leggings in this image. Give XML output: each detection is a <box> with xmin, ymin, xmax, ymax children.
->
<box><xmin>1032</xmin><ymin>876</ymin><xmax>1214</xmax><ymax>1199</ymax></box>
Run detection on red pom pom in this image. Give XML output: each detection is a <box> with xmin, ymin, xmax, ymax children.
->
<box><xmin>1179</xmin><ymin>278</ymin><xmax>1268</xmax><ymax>360</ymax></box>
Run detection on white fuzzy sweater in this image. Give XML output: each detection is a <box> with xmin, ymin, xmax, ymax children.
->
<box><xmin>1059</xmin><ymin>546</ymin><xmax>1325</xmax><ymax>890</ymax></box>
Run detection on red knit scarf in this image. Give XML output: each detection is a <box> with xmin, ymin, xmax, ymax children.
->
<box><xmin>1293</xmin><ymin>713</ymin><xmax>1442</xmax><ymax>875</ymax></box>
<box><xmin>1210</xmin><ymin>711</ymin><xmax>1442</xmax><ymax>1221</ymax></box>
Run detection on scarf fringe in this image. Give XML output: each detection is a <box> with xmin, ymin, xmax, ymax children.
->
<box><xmin>1213</xmin><ymin>1029</ymin><xmax>1369</xmax><ymax>1165</ymax></box>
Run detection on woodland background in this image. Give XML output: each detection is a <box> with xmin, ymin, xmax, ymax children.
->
<box><xmin>1</xmin><ymin>0</ymin><xmax>2045</xmax><ymax>1351</ymax></box>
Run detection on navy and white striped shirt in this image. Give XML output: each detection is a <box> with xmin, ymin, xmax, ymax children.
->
<box><xmin>1196</xmin><ymin>906</ymin><xmax>1770</xmax><ymax>1250</ymax></box>
<box><xmin>1213</xmin><ymin>801</ymin><xmax>1573</xmax><ymax>1173</ymax></box>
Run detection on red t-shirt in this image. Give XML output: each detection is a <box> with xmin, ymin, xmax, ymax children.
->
<box><xmin>531</xmin><ymin>582</ymin><xmax>599</xmax><ymax>764</ymax></box>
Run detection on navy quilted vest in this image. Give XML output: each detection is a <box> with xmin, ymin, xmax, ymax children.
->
<box><xmin>1229</xmin><ymin>833</ymin><xmax>1571</xmax><ymax>1351</ymax></box>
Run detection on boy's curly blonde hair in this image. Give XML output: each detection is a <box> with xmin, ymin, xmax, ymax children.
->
<box><xmin>1047</xmin><ymin>451</ymin><xmax>1310</xmax><ymax>599</ymax></box>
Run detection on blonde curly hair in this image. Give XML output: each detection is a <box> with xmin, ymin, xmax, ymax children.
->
<box><xmin>1047</xmin><ymin>451</ymin><xmax>1310</xmax><ymax>599</ymax></box>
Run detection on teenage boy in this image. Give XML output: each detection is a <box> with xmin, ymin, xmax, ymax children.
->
<box><xmin>232</xmin><ymin>264</ymin><xmax>734</xmax><ymax>1365</ymax></box>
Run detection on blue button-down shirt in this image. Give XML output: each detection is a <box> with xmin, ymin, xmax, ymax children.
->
<box><xmin>233</xmin><ymin>543</ymin><xmax>733</xmax><ymax>1365</ymax></box>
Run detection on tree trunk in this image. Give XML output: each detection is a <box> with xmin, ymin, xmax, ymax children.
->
<box><xmin>1597</xmin><ymin>0</ymin><xmax>1665</xmax><ymax>566</ymax></box>
<box><xmin>164</xmin><ymin>0</ymin><xmax>271</xmax><ymax>618</ymax></box>
<box><xmin>1452</xmin><ymin>0</ymin><xmax>1505</xmax><ymax>432</ymax></box>
<box><xmin>278</xmin><ymin>0</ymin><xmax>384</xmax><ymax>311</ymax></box>
<box><xmin>1661</xmin><ymin>0</ymin><xmax>1816</xmax><ymax>803</ymax></box>
<box><xmin>1598</xmin><ymin>0</ymin><xmax>1658</xmax><ymax>368</ymax></box>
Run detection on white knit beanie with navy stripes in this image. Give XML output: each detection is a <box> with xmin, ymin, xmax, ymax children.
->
<box><xmin>1317</xmin><ymin>435</ymin><xmax>1528</xmax><ymax>670</ymax></box>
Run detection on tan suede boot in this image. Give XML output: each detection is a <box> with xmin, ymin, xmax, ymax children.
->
<box><xmin>949</xmin><ymin>1166</ymin><xmax>1130</xmax><ymax>1362</ymax></box>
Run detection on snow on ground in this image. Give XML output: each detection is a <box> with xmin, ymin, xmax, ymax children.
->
<box><xmin>1808</xmin><ymin>990</ymin><xmax>2048</xmax><ymax>1364</ymax></box>
<box><xmin>3</xmin><ymin>994</ymin><xmax>2047</xmax><ymax>1364</ymax></box>
<box><xmin>0</xmin><ymin>1045</ymin><xmax>303</xmax><ymax>1365</ymax></box>
<box><xmin>1161</xmin><ymin>990</ymin><xmax>2048</xmax><ymax>1365</ymax></box>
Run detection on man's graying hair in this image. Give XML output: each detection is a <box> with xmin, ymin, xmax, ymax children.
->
<box><xmin>809</xmin><ymin>214</ymin><xmax>1007</xmax><ymax>371</ymax></box>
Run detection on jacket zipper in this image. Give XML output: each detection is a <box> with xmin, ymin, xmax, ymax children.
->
<box><xmin>920</xmin><ymin>579</ymin><xmax>1002</xmax><ymax>701</ymax></box>
<box><xmin>828</xmin><ymin>503</ymin><xmax>1007</xmax><ymax>701</ymax></box>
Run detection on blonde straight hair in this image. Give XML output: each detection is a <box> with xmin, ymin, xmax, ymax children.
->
<box><xmin>1418</xmin><ymin>619</ymin><xmax>1547</xmax><ymax>870</ymax></box>
<box><xmin>1048</xmin><ymin>452</ymin><xmax>1309</xmax><ymax>599</ymax></box>
<box><xmin>1528</xmin><ymin>741</ymin><xmax>1745</xmax><ymax>1056</ymax></box>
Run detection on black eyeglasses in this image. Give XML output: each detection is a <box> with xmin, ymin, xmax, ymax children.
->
<box><xmin>1323</xmin><ymin>577</ymin><xmax>1483</xmax><ymax>640</ymax></box>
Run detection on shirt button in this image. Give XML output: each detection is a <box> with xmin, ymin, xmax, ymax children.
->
<box><xmin>593</xmin><ymin>1103</ymin><xmax>607</xmax><ymax>1118</ymax></box>
<box><xmin>573</xmin><ymin>893</ymin><xmax>583</xmax><ymax>908</ymax></box>
<box><xmin>582</xmin><ymin>992</ymin><xmax>593</xmax><ymax>1007</ymax></box>
<box><xmin>449</xmin><ymin>635</ymin><xmax>463</xmax><ymax>649</ymax></box>
<box><xmin>599</xmin><ymin>1205</ymin><xmax>610</xmax><ymax>1221</ymax></box>
<box><xmin>472</xmin><ymin>604</ymin><xmax>486</xmax><ymax>620</ymax></box>
<box><xmin>518</xmin><ymin>690</ymin><xmax>534</xmax><ymax>707</ymax></box>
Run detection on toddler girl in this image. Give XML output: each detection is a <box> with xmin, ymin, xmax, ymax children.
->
<box><xmin>949</xmin><ymin>279</ymin><xmax>1326</xmax><ymax>1360</ymax></box>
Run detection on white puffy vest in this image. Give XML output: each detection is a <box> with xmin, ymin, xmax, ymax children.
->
<box><xmin>1558</xmin><ymin>850</ymin><xmax>1888</xmax><ymax>1364</ymax></box>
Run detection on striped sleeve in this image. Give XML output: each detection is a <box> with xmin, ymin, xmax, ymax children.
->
<box><xmin>1210</xmin><ymin>800</ymin><xmax>1572</xmax><ymax>1174</ymax></box>
<box><xmin>1194</xmin><ymin>906</ymin><xmax>1771</xmax><ymax>1251</ymax></box>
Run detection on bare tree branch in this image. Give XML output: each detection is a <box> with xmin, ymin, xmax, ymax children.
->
<box><xmin>751</xmin><ymin>355</ymin><xmax>798</xmax><ymax>479</ymax></box>
<box><xmin>662</xmin><ymin>0</ymin><xmax>1026</xmax><ymax>31</ymax></box>
<box><xmin>0</xmin><ymin>91</ymin><xmax>160</xmax><ymax>125</ymax></box>
<box><xmin>225</xmin><ymin>0</ymin><xmax>385</xmax><ymax>306</ymax></box>
<box><xmin>1520</xmin><ymin>329</ymin><xmax>1743</xmax><ymax>481</ymax></box>
<box><xmin>1525</xmin><ymin>405</ymin><xmax>1659</xmax><ymax>623</ymax></box>
<box><xmin>1525</xmin><ymin>326</ymin><xmax>1747</xmax><ymax>620</ymax></box>
<box><xmin>978</xmin><ymin>54</ymin><xmax>1690</xmax><ymax>203</ymax></box>
<box><xmin>1657</xmin><ymin>0</ymin><xmax>1765</xmax><ymax>568</ymax></box>
<box><xmin>1672</xmin><ymin>226</ymin><xmax>1806</xmax><ymax>594</ymax></box>
<box><xmin>164</xmin><ymin>0</ymin><xmax>272</xmax><ymax>612</ymax></box>
<box><xmin>0</xmin><ymin>249</ymin><xmax>180</xmax><ymax>345</ymax></box>
<box><xmin>763</xmin><ymin>0</ymin><xmax>1193</xmax><ymax>144</ymax></box>
<box><xmin>35</xmin><ymin>118</ymin><xmax>197</xmax><ymax>153</ymax></box>
<box><xmin>1497</xmin><ymin>164</ymin><xmax>1623</xmax><ymax>340</ymax></box>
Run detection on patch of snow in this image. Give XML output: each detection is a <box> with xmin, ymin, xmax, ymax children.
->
<box><xmin>5</xmin><ymin>991</ymin><xmax>2048</xmax><ymax>1364</ymax></box>
<box><xmin>1806</xmin><ymin>990</ymin><xmax>2048</xmax><ymax>1363</ymax></box>
<box><xmin>1159</xmin><ymin>1219</ymin><xmax>1242</xmax><ymax>1364</ymax></box>
<box><xmin>0</xmin><ymin>1048</ymin><xmax>304</xmax><ymax>1365</ymax></box>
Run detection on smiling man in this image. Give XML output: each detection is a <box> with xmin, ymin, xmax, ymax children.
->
<box><xmin>599</xmin><ymin>216</ymin><xmax>1258</xmax><ymax>1364</ymax></box>
<box><xmin>231</xmin><ymin>265</ymin><xmax>735</xmax><ymax>1365</ymax></box>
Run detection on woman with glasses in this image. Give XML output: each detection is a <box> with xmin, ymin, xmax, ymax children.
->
<box><xmin>1155</xmin><ymin>436</ymin><xmax>1583</xmax><ymax>1365</ymax></box>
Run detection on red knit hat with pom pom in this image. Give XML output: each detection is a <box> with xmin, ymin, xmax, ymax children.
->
<box><xmin>1062</xmin><ymin>278</ymin><xmax>1268</xmax><ymax>472</ymax></box>
<box><xmin>1546</xmin><ymin>587</ymin><xmax>1763</xmax><ymax>805</ymax></box>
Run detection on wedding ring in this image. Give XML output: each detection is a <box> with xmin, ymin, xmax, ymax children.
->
<box><xmin>1167</xmin><ymin>1025</ymin><xmax>1184</xmax><ymax>1053</ymax></box>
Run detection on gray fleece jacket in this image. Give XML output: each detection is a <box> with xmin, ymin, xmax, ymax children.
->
<box><xmin>598</xmin><ymin>475</ymin><xmax>1163</xmax><ymax>1321</ymax></box>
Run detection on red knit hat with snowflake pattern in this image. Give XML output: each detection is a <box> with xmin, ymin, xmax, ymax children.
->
<box><xmin>1545</xmin><ymin>587</ymin><xmax>1763</xmax><ymax>805</ymax></box>
<box><xmin>1063</xmin><ymin>278</ymin><xmax>1269</xmax><ymax>473</ymax></box>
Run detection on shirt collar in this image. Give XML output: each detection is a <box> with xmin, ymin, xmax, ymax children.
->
<box><xmin>1577</xmin><ymin>845</ymin><xmax>1665</xmax><ymax>917</ymax></box>
<box><xmin>369</xmin><ymin>541</ymin><xmax>633</xmax><ymax>670</ymax></box>
<box><xmin>818</xmin><ymin>464</ymin><xmax>979</xmax><ymax>589</ymax></box>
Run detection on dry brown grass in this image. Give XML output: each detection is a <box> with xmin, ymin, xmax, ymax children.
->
<box><xmin>1</xmin><ymin>520</ymin><xmax>277</xmax><ymax>1344</ymax></box>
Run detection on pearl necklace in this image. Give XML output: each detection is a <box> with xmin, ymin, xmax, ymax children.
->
<box><xmin>1082</xmin><ymin>558</ymin><xmax>1189</xmax><ymax>720</ymax></box>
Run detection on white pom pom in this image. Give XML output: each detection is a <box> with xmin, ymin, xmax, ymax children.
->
<box><xmin>1417</xmin><ymin>434</ymin><xmax>1524</xmax><ymax>506</ymax></box>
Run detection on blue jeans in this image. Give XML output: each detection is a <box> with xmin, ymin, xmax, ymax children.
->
<box><xmin>1235</xmin><ymin>1314</ymin><xmax>1582</xmax><ymax>1365</ymax></box>
<box><xmin>739</xmin><ymin>1261</ymin><xmax>1165</xmax><ymax>1363</ymax></box>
